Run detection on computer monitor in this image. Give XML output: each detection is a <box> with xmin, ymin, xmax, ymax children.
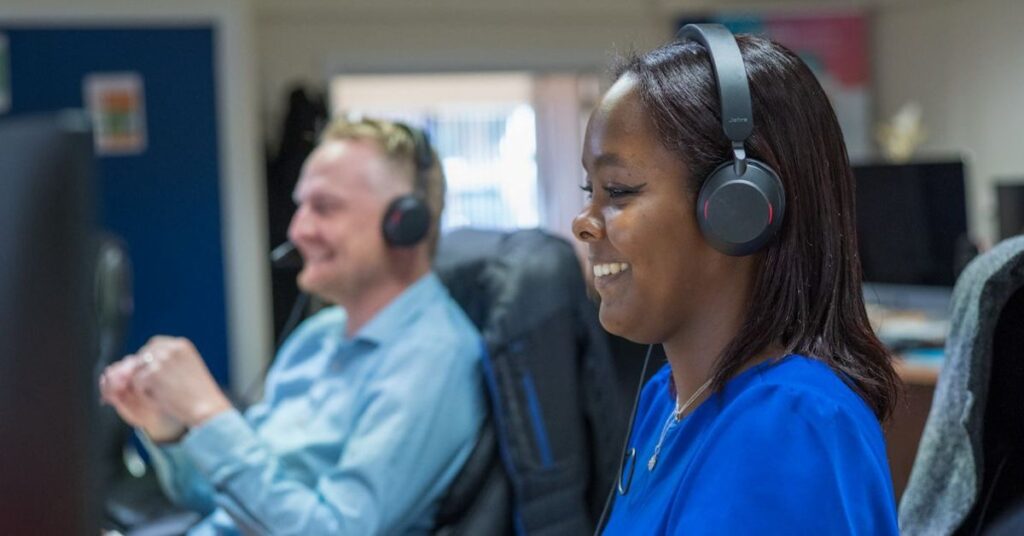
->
<box><xmin>0</xmin><ymin>112</ymin><xmax>100</xmax><ymax>534</ymax></box>
<box><xmin>997</xmin><ymin>182</ymin><xmax>1024</xmax><ymax>241</ymax></box>
<box><xmin>854</xmin><ymin>160</ymin><xmax>969</xmax><ymax>288</ymax></box>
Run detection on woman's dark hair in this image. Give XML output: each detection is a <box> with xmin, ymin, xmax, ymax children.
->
<box><xmin>616</xmin><ymin>35</ymin><xmax>901</xmax><ymax>421</ymax></box>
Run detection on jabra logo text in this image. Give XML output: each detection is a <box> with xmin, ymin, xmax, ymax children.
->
<box><xmin>728</xmin><ymin>117</ymin><xmax>749</xmax><ymax>123</ymax></box>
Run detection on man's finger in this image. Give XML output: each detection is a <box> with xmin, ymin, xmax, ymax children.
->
<box><xmin>103</xmin><ymin>363</ymin><xmax>133</xmax><ymax>391</ymax></box>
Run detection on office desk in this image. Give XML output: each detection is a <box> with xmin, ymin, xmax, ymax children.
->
<box><xmin>894</xmin><ymin>358</ymin><xmax>941</xmax><ymax>386</ymax></box>
<box><xmin>886</xmin><ymin>358</ymin><xmax>942</xmax><ymax>503</ymax></box>
<box><xmin>864</xmin><ymin>288</ymin><xmax>950</xmax><ymax>502</ymax></box>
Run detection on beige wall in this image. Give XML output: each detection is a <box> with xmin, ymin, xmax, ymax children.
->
<box><xmin>257</xmin><ymin>0</ymin><xmax>1022</xmax><ymax>242</ymax></box>
<box><xmin>255</xmin><ymin>0</ymin><xmax>670</xmax><ymax>141</ymax></box>
<box><xmin>875</xmin><ymin>0</ymin><xmax>1024</xmax><ymax>244</ymax></box>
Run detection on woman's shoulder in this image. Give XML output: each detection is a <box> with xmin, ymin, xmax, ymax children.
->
<box><xmin>675</xmin><ymin>355</ymin><xmax>897</xmax><ymax>534</ymax></box>
<box><xmin>723</xmin><ymin>354</ymin><xmax>877</xmax><ymax>422</ymax></box>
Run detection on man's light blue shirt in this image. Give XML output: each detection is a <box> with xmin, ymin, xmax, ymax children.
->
<box><xmin>145</xmin><ymin>272</ymin><xmax>486</xmax><ymax>535</ymax></box>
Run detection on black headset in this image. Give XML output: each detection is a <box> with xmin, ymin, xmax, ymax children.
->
<box><xmin>679</xmin><ymin>23</ymin><xmax>785</xmax><ymax>257</ymax></box>
<box><xmin>381</xmin><ymin>123</ymin><xmax>434</xmax><ymax>247</ymax></box>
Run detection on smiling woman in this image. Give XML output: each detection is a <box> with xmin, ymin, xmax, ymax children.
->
<box><xmin>577</xmin><ymin>25</ymin><xmax>901</xmax><ymax>535</ymax></box>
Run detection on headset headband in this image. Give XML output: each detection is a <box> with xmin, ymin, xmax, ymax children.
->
<box><xmin>677</xmin><ymin>23</ymin><xmax>752</xmax><ymax>175</ymax></box>
<box><xmin>382</xmin><ymin>122</ymin><xmax>434</xmax><ymax>247</ymax></box>
<box><xmin>394</xmin><ymin>122</ymin><xmax>433</xmax><ymax>194</ymax></box>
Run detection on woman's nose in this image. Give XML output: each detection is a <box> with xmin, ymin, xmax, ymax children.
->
<box><xmin>572</xmin><ymin>205</ymin><xmax>604</xmax><ymax>243</ymax></box>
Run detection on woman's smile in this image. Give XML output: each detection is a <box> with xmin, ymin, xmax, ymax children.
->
<box><xmin>591</xmin><ymin>261</ymin><xmax>631</xmax><ymax>292</ymax></box>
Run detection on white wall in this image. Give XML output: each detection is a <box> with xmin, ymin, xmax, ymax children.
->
<box><xmin>257</xmin><ymin>0</ymin><xmax>1024</xmax><ymax>245</ymax></box>
<box><xmin>254</xmin><ymin>0</ymin><xmax>674</xmax><ymax>245</ymax></box>
<box><xmin>874</xmin><ymin>0</ymin><xmax>1024</xmax><ymax>244</ymax></box>
<box><xmin>255</xmin><ymin>0</ymin><xmax>672</xmax><ymax>144</ymax></box>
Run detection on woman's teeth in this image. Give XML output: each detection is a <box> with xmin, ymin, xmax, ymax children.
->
<box><xmin>593</xmin><ymin>262</ymin><xmax>630</xmax><ymax>278</ymax></box>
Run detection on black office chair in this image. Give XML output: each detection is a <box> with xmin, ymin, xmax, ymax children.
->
<box><xmin>432</xmin><ymin>228</ymin><xmax>626</xmax><ymax>535</ymax></box>
<box><xmin>966</xmin><ymin>284</ymin><xmax>1024</xmax><ymax>534</ymax></box>
<box><xmin>899</xmin><ymin>236</ymin><xmax>1024</xmax><ymax>535</ymax></box>
<box><xmin>433</xmin><ymin>418</ymin><xmax>512</xmax><ymax>536</ymax></box>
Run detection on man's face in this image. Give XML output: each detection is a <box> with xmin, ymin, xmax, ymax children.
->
<box><xmin>288</xmin><ymin>139</ymin><xmax>402</xmax><ymax>304</ymax></box>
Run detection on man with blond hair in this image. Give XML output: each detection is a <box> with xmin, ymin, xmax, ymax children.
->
<box><xmin>101</xmin><ymin>118</ymin><xmax>484</xmax><ymax>534</ymax></box>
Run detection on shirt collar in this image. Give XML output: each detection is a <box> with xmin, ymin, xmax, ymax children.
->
<box><xmin>347</xmin><ymin>271</ymin><xmax>445</xmax><ymax>346</ymax></box>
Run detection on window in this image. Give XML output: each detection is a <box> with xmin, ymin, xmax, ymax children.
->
<box><xmin>331</xmin><ymin>73</ymin><xmax>538</xmax><ymax>231</ymax></box>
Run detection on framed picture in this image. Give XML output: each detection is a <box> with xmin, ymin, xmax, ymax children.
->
<box><xmin>84</xmin><ymin>72</ymin><xmax>147</xmax><ymax>155</ymax></box>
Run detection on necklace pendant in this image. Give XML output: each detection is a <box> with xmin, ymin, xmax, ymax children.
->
<box><xmin>648</xmin><ymin>453</ymin><xmax>657</xmax><ymax>471</ymax></box>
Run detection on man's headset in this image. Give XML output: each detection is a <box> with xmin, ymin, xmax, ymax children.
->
<box><xmin>382</xmin><ymin>123</ymin><xmax>434</xmax><ymax>248</ymax></box>
<box><xmin>593</xmin><ymin>24</ymin><xmax>784</xmax><ymax>534</ymax></box>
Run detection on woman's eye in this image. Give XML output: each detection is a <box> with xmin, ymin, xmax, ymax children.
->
<box><xmin>604</xmin><ymin>185</ymin><xmax>641</xmax><ymax>199</ymax></box>
<box><xmin>580</xmin><ymin>182</ymin><xmax>644</xmax><ymax>201</ymax></box>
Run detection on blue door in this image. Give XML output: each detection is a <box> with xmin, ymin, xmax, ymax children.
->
<box><xmin>2</xmin><ymin>27</ymin><xmax>231</xmax><ymax>383</ymax></box>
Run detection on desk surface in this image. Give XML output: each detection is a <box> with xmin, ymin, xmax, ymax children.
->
<box><xmin>894</xmin><ymin>358</ymin><xmax>941</xmax><ymax>386</ymax></box>
<box><xmin>886</xmin><ymin>348</ymin><xmax>943</xmax><ymax>503</ymax></box>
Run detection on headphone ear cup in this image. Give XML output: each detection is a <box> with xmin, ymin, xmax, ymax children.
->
<box><xmin>696</xmin><ymin>159</ymin><xmax>785</xmax><ymax>256</ymax></box>
<box><xmin>382</xmin><ymin>195</ymin><xmax>432</xmax><ymax>247</ymax></box>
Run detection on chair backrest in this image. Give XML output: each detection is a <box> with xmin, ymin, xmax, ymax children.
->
<box><xmin>432</xmin><ymin>228</ymin><xmax>626</xmax><ymax>536</ymax></box>
<box><xmin>433</xmin><ymin>419</ymin><xmax>512</xmax><ymax>536</ymax></box>
<box><xmin>899</xmin><ymin>236</ymin><xmax>1024</xmax><ymax>535</ymax></box>
<box><xmin>958</xmin><ymin>285</ymin><xmax>1024</xmax><ymax>533</ymax></box>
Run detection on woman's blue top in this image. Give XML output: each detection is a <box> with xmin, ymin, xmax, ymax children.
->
<box><xmin>603</xmin><ymin>355</ymin><xmax>898</xmax><ymax>535</ymax></box>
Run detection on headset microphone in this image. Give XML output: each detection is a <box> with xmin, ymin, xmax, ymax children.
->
<box><xmin>240</xmin><ymin>241</ymin><xmax>310</xmax><ymax>404</ymax></box>
<box><xmin>271</xmin><ymin>240</ymin><xmax>303</xmax><ymax>269</ymax></box>
<box><xmin>594</xmin><ymin>344</ymin><xmax>655</xmax><ymax>535</ymax></box>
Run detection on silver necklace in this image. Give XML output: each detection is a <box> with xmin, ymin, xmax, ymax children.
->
<box><xmin>647</xmin><ymin>377</ymin><xmax>713</xmax><ymax>472</ymax></box>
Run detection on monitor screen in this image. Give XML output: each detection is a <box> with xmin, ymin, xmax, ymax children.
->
<box><xmin>0</xmin><ymin>112</ymin><xmax>100</xmax><ymax>534</ymax></box>
<box><xmin>853</xmin><ymin>161</ymin><xmax>969</xmax><ymax>287</ymax></box>
<box><xmin>997</xmin><ymin>182</ymin><xmax>1024</xmax><ymax>241</ymax></box>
